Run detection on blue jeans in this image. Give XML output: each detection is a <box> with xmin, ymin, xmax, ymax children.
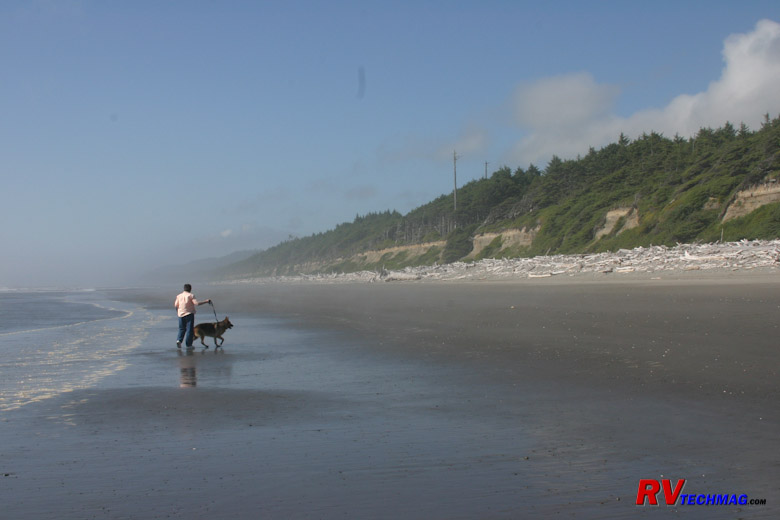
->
<box><xmin>177</xmin><ymin>313</ymin><xmax>195</xmax><ymax>347</ymax></box>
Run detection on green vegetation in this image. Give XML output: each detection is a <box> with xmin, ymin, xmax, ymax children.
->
<box><xmin>221</xmin><ymin>115</ymin><xmax>780</xmax><ymax>278</ymax></box>
<box><xmin>442</xmin><ymin>224</ymin><xmax>477</xmax><ymax>263</ymax></box>
<box><xmin>722</xmin><ymin>202</ymin><xmax>780</xmax><ymax>241</ymax></box>
<box><xmin>475</xmin><ymin>235</ymin><xmax>503</xmax><ymax>261</ymax></box>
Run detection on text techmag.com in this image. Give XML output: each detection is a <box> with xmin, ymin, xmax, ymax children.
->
<box><xmin>636</xmin><ymin>479</ymin><xmax>767</xmax><ymax>507</ymax></box>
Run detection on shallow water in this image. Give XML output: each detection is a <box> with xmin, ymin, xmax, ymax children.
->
<box><xmin>0</xmin><ymin>291</ymin><xmax>164</xmax><ymax>411</ymax></box>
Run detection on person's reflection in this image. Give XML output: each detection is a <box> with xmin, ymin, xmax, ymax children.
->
<box><xmin>177</xmin><ymin>349</ymin><xmax>198</xmax><ymax>387</ymax></box>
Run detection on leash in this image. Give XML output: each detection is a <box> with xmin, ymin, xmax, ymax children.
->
<box><xmin>209</xmin><ymin>301</ymin><xmax>219</xmax><ymax>322</ymax></box>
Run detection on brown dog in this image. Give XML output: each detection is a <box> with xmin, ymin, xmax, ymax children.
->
<box><xmin>193</xmin><ymin>317</ymin><xmax>233</xmax><ymax>349</ymax></box>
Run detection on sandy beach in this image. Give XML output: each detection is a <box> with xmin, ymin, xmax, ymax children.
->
<box><xmin>3</xmin><ymin>273</ymin><xmax>779</xmax><ymax>518</ymax></box>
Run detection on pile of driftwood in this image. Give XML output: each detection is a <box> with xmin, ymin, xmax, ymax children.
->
<box><xmin>228</xmin><ymin>240</ymin><xmax>780</xmax><ymax>284</ymax></box>
<box><xmin>403</xmin><ymin>239</ymin><xmax>780</xmax><ymax>281</ymax></box>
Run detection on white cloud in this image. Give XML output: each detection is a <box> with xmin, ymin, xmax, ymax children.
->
<box><xmin>435</xmin><ymin>126</ymin><xmax>488</xmax><ymax>161</ymax></box>
<box><xmin>509</xmin><ymin>19</ymin><xmax>780</xmax><ymax>167</ymax></box>
<box><xmin>513</xmin><ymin>72</ymin><xmax>619</xmax><ymax>130</ymax></box>
<box><xmin>508</xmin><ymin>72</ymin><xmax>621</xmax><ymax>164</ymax></box>
<box><xmin>220</xmin><ymin>229</ymin><xmax>233</xmax><ymax>238</ymax></box>
<box><xmin>378</xmin><ymin>126</ymin><xmax>488</xmax><ymax>165</ymax></box>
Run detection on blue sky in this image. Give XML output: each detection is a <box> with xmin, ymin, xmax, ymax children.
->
<box><xmin>2</xmin><ymin>1</ymin><xmax>780</xmax><ymax>287</ymax></box>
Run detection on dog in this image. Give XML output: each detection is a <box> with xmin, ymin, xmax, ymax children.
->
<box><xmin>193</xmin><ymin>317</ymin><xmax>233</xmax><ymax>349</ymax></box>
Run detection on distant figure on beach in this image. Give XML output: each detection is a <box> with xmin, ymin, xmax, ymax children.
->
<box><xmin>174</xmin><ymin>284</ymin><xmax>211</xmax><ymax>349</ymax></box>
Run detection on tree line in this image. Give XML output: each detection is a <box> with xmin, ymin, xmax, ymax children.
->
<box><xmin>222</xmin><ymin>115</ymin><xmax>780</xmax><ymax>278</ymax></box>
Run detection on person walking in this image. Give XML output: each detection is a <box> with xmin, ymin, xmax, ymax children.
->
<box><xmin>174</xmin><ymin>284</ymin><xmax>211</xmax><ymax>349</ymax></box>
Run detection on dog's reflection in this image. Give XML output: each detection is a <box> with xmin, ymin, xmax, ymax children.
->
<box><xmin>177</xmin><ymin>349</ymin><xmax>198</xmax><ymax>387</ymax></box>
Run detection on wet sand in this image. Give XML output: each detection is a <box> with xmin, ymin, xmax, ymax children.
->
<box><xmin>3</xmin><ymin>276</ymin><xmax>779</xmax><ymax>518</ymax></box>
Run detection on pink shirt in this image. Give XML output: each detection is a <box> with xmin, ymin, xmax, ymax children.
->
<box><xmin>174</xmin><ymin>291</ymin><xmax>201</xmax><ymax>317</ymax></box>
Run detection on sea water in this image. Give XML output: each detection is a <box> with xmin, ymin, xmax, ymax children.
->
<box><xmin>0</xmin><ymin>290</ymin><xmax>164</xmax><ymax>411</ymax></box>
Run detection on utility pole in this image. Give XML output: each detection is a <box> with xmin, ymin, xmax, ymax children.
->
<box><xmin>453</xmin><ymin>150</ymin><xmax>459</xmax><ymax>212</ymax></box>
<box><xmin>484</xmin><ymin>161</ymin><xmax>489</xmax><ymax>180</ymax></box>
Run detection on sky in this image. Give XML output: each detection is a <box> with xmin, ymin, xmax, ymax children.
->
<box><xmin>2</xmin><ymin>0</ymin><xmax>780</xmax><ymax>288</ymax></box>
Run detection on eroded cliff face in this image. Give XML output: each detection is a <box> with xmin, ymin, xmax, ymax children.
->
<box><xmin>287</xmin><ymin>241</ymin><xmax>446</xmax><ymax>274</ymax></box>
<box><xmin>467</xmin><ymin>227</ymin><xmax>539</xmax><ymax>259</ymax></box>
<box><xmin>356</xmin><ymin>241</ymin><xmax>446</xmax><ymax>264</ymax></box>
<box><xmin>722</xmin><ymin>183</ymin><xmax>780</xmax><ymax>221</ymax></box>
<box><xmin>594</xmin><ymin>208</ymin><xmax>640</xmax><ymax>240</ymax></box>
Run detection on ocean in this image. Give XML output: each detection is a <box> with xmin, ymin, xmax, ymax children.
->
<box><xmin>0</xmin><ymin>290</ymin><xmax>165</xmax><ymax>411</ymax></box>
